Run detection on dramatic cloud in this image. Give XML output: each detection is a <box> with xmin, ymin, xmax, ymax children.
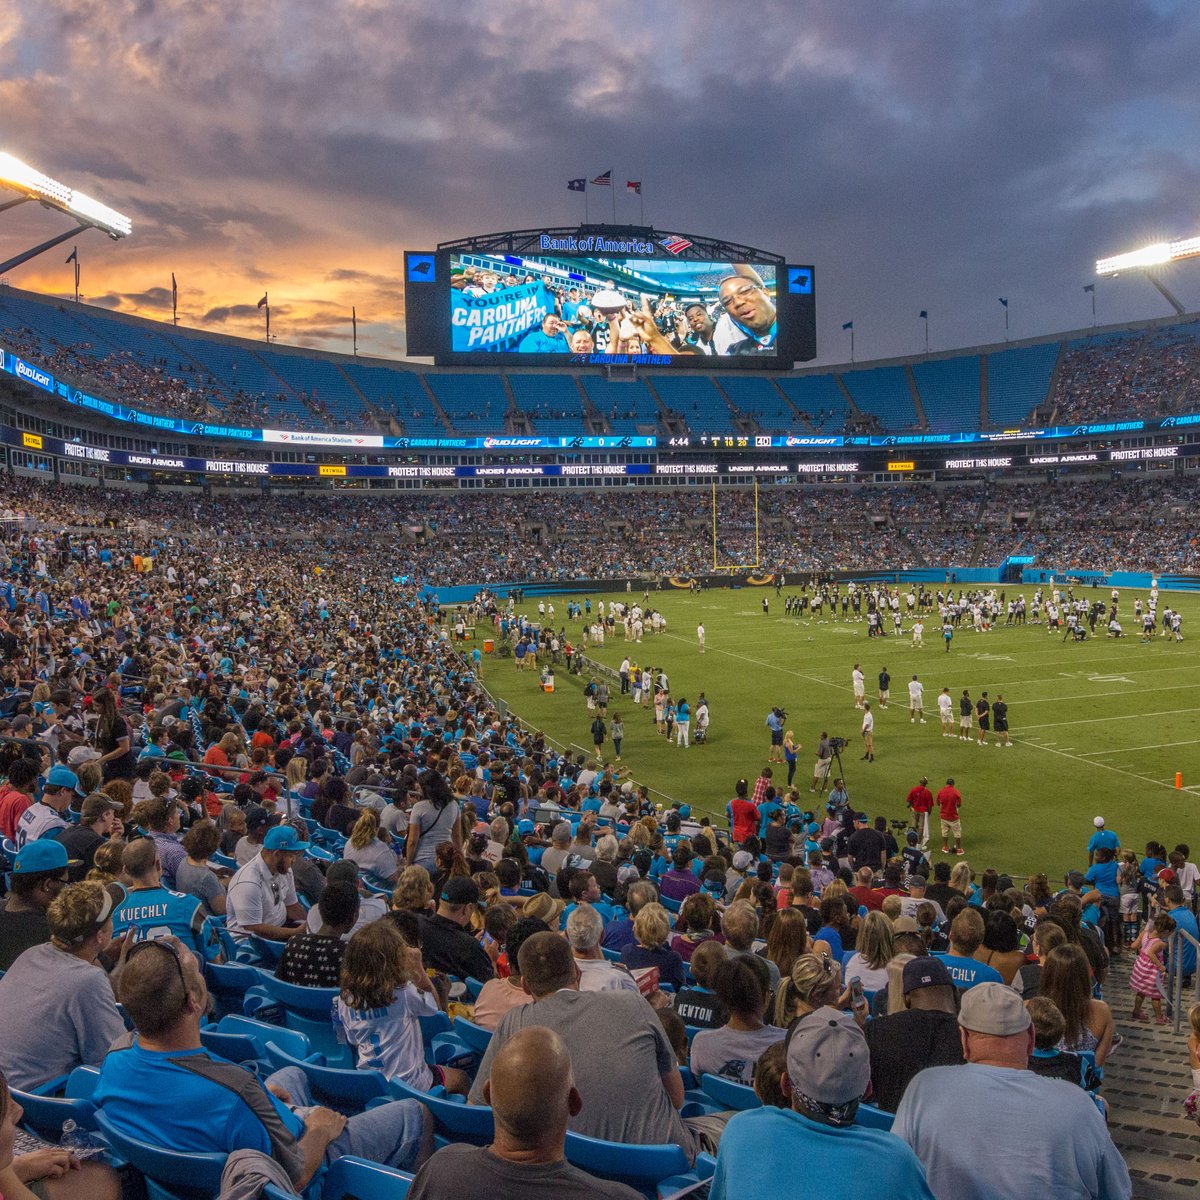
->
<box><xmin>3</xmin><ymin>0</ymin><xmax>1198</xmax><ymax>361</ymax></box>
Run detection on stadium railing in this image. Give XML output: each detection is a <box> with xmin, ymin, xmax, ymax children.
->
<box><xmin>1170</xmin><ymin>927</ymin><xmax>1200</xmax><ymax>1034</ymax></box>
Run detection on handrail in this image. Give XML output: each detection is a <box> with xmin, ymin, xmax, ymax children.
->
<box><xmin>1170</xmin><ymin>925</ymin><xmax>1200</xmax><ymax>1034</ymax></box>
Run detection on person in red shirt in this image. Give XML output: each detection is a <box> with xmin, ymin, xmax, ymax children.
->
<box><xmin>849</xmin><ymin>865</ymin><xmax>884</xmax><ymax>912</ymax></box>
<box><xmin>0</xmin><ymin>757</ymin><xmax>39</xmax><ymax>842</ymax></box>
<box><xmin>936</xmin><ymin>778</ymin><xmax>964</xmax><ymax>857</ymax></box>
<box><xmin>728</xmin><ymin>778</ymin><xmax>759</xmax><ymax>846</ymax></box>
<box><xmin>906</xmin><ymin>775</ymin><xmax>934</xmax><ymax>850</ymax></box>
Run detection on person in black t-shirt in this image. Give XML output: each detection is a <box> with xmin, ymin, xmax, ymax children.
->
<box><xmin>863</xmin><ymin>956</ymin><xmax>964</xmax><ymax>1111</ymax></box>
<box><xmin>992</xmin><ymin>694</ymin><xmax>1011</xmax><ymax>747</ymax></box>
<box><xmin>0</xmin><ymin>841</ymin><xmax>72</xmax><ymax>970</ymax></box>
<box><xmin>56</xmin><ymin>792</ymin><xmax>121</xmax><ymax>881</ymax></box>
<box><xmin>974</xmin><ymin>692</ymin><xmax>991</xmax><ymax>746</ymax></box>
<box><xmin>848</xmin><ymin>813</ymin><xmax>886</xmax><ymax>872</ymax></box>
<box><xmin>416</xmin><ymin>876</ymin><xmax>494</xmax><ymax>983</ymax></box>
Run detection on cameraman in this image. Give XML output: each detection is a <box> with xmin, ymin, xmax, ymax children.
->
<box><xmin>765</xmin><ymin>707</ymin><xmax>785</xmax><ymax>763</ymax></box>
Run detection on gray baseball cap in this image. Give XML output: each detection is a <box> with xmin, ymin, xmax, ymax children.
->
<box><xmin>958</xmin><ymin>982</ymin><xmax>1031</xmax><ymax>1037</ymax></box>
<box><xmin>785</xmin><ymin>1007</ymin><xmax>871</xmax><ymax>1105</ymax></box>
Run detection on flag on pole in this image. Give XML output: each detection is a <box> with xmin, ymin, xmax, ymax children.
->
<box><xmin>65</xmin><ymin>248</ymin><xmax>78</xmax><ymax>264</ymax></box>
<box><xmin>591</xmin><ymin>169</ymin><xmax>612</xmax><ymax>186</ymax></box>
<box><xmin>1082</xmin><ymin>284</ymin><xmax>1095</xmax><ymax>293</ymax></box>
<box><xmin>626</xmin><ymin>180</ymin><xmax>641</xmax><ymax>194</ymax></box>
<box><xmin>567</xmin><ymin>178</ymin><xmax>586</xmax><ymax>191</ymax></box>
<box><xmin>842</xmin><ymin>320</ymin><xmax>854</xmax><ymax>330</ymax></box>
<box><xmin>257</xmin><ymin>293</ymin><xmax>269</xmax><ymax>308</ymax></box>
<box><xmin>998</xmin><ymin>297</ymin><xmax>1008</xmax><ymax>308</ymax></box>
<box><xmin>919</xmin><ymin>310</ymin><xmax>928</xmax><ymax>319</ymax></box>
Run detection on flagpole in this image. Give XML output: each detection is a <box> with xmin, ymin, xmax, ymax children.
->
<box><xmin>1091</xmin><ymin>288</ymin><xmax>1096</xmax><ymax>325</ymax></box>
<box><xmin>611</xmin><ymin>178</ymin><xmax>616</xmax><ymax>224</ymax></box>
<box><xmin>171</xmin><ymin>273</ymin><xmax>178</xmax><ymax>326</ymax></box>
<box><xmin>264</xmin><ymin>294</ymin><xmax>270</xmax><ymax>345</ymax></box>
<box><xmin>74</xmin><ymin>254</ymin><xmax>79</xmax><ymax>303</ymax></box>
<box><xmin>640</xmin><ymin>185</ymin><xmax>644</xmax><ymax>226</ymax></box>
<box><xmin>352</xmin><ymin>306</ymin><xmax>358</xmax><ymax>358</ymax></box>
<box><xmin>584</xmin><ymin>184</ymin><xmax>589</xmax><ymax>225</ymax></box>
<box><xmin>850</xmin><ymin>326</ymin><xmax>855</xmax><ymax>363</ymax></box>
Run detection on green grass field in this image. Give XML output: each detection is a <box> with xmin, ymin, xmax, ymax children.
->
<box><xmin>481</xmin><ymin>585</ymin><xmax>1200</xmax><ymax>878</ymax></box>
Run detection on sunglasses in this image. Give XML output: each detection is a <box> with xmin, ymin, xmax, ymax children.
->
<box><xmin>127</xmin><ymin>936</ymin><xmax>190</xmax><ymax>997</ymax></box>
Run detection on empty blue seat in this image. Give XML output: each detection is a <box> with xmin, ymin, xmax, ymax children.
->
<box><xmin>322</xmin><ymin>1155</ymin><xmax>414</xmax><ymax>1199</ymax></box>
<box><xmin>563</xmin><ymin>1130</ymin><xmax>691</xmax><ymax>1197</ymax></box>
<box><xmin>94</xmin><ymin>1110</ymin><xmax>226</xmax><ymax>1200</ymax></box>
<box><xmin>264</xmin><ymin>1041</ymin><xmax>394</xmax><ymax>1114</ymax></box>
<box><xmin>699</xmin><ymin>1072</ymin><xmax>762</xmax><ymax>1111</ymax></box>
<box><xmin>248</xmin><ymin>973</ymin><xmax>349</xmax><ymax>1066</ymax></box>
<box><xmin>387</xmin><ymin>1078</ymin><xmax>494</xmax><ymax>1147</ymax></box>
<box><xmin>200</xmin><ymin>1015</ymin><xmax>315</xmax><ymax>1070</ymax></box>
<box><xmin>10</xmin><ymin>1084</ymin><xmax>97</xmax><ymax>1139</ymax></box>
<box><xmin>855</xmin><ymin>1101</ymin><xmax>895</xmax><ymax>1130</ymax></box>
<box><xmin>205</xmin><ymin>959</ymin><xmax>261</xmax><ymax>1018</ymax></box>
<box><xmin>451</xmin><ymin>1016</ymin><xmax>493</xmax><ymax>1055</ymax></box>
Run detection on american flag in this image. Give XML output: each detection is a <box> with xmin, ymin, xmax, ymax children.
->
<box><xmin>591</xmin><ymin>170</ymin><xmax>612</xmax><ymax>186</ymax></box>
<box><xmin>659</xmin><ymin>236</ymin><xmax>693</xmax><ymax>255</ymax></box>
<box><xmin>189</xmin><ymin>705</ymin><xmax>206</xmax><ymax>751</ymax></box>
<box><xmin>626</xmin><ymin>180</ymin><xmax>641</xmax><ymax>194</ymax></box>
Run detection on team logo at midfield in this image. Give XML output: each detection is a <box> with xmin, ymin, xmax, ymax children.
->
<box><xmin>659</xmin><ymin>237</ymin><xmax>693</xmax><ymax>255</ymax></box>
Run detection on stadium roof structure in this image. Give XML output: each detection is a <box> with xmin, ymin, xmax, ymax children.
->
<box><xmin>0</xmin><ymin>151</ymin><xmax>132</xmax><ymax>276</ymax></box>
<box><xmin>437</xmin><ymin>225</ymin><xmax>783</xmax><ymax>264</ymax></box>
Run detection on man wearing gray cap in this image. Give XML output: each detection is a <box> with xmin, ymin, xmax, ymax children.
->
<box><xmin>709</xmin><ymin>1007</ymin><xmax>935</xmax><ymax>1200</ymax></box>
<box><xmin>894</xmin><ymin>983</ymin><xmax>1131</xmax><ymax>1200</ymax></box>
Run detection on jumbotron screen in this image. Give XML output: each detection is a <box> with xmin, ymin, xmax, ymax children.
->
<box><xmin>403</xmin><ymin>235</ymin><xmax>815</xmax><ymax>367</ymax></box>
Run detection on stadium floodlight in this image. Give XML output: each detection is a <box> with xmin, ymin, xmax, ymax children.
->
<box><xmin>1096</xmin><ymin>233</ymin><xmax>1200</xmax><ymax>276</ymax></box>
<box><xmin>0</xmin><ymin>150</ymin><xmax>132</xmax><ymax>277</ymax></box>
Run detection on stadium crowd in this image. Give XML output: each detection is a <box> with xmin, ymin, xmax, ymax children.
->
<box><xmin>2</xmin><ymin>467</ymin><xmax>1196</xmax><ymax>1198</ymax></box>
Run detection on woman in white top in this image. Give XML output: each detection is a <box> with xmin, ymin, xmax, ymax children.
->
<box><xmin>336</xmin><ymin>920</ymin><xmax>469</xmax><ymax>1094</ymax></box>
<box><xmin>342</xmin><ymin>810</ymin><xmax>400</xmax><ymax>885</ymax></box>
<box><xmin>841</xmin><ymin>910</ymin><xmax>895</xmax><ymax>995</ymax></box>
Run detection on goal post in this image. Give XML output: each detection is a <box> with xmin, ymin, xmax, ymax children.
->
<box><xmin>710</xmin><ymin>478</ymin><xmax>760</xmax><ymax>572</ymax></box>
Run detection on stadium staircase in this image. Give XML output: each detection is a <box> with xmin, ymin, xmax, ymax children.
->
<box><xmin>977</xmin><ymin>355</ymin><xmax>988</xmax><ymax>429</ymax></box>
<box><xmin>904</xmin><ymin>365</ymin><xmax>928</xmax><ymax>430</ymax></box>
<box><xmin>1100</xmin><ymin>967</ymin><xmax>1198</xmax><ymax>1198</ymax></box>
<box><xmin>416</xmin><ymin>375</ymin><xmax>453</xmax><ymax>434</ymax></box>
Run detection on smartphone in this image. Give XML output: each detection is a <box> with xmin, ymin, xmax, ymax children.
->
<box><xmin>850</xmin><ymin>978</ymin><xmax>865</xmax><ymax>1009</ymax></box>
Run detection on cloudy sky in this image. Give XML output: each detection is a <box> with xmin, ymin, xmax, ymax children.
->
<box><xmin>3</xmin><ymin>0</ymin><xmax>1199</xmax><ymax>364</ymax></box>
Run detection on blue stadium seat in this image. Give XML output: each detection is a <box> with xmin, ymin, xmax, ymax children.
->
<box><xmin>263</xmin><ymin>1041</ymin><xmax>395</xmax><ymax>1114</ymax></box>
<box><xmin>93</xmin><ymin>1110</ymin><xmax>226</xmax><ymax>1200</ymax></box>
<box><xmin>247</xmin><ymin>974</ymin><xmax>349</xmax><ymax>1066</ymax></box>
<box><xmin>855</xmin><ymin>1101</ymin><xmax>895</xmax><ymax>1130</ymax></box>
<box><xmin>319</xmin><ymin>1155</ymin><xmax>414</xmax><ymax>1200</ymax></box>
<box><xmin>386</xmin><ymin>1079</ymin><xmax>494</xmax><ymax>1147</ymax></box>
<box><xmin>199</xmin><ymin>1015</ymin><xmax>315</xmax><ymax>1069</ymax></box>
<box><xmin>563</xmin><ymin>1130</ymin><xmax>692</xmax><ymax>1197</ymax></box>
<box><xmin>450</xmin><ymin>1016</ymin><xmax>493</xmax><ymax>1055</ymax></box>
<box><xmin>699</xmin><ymin>1072</ymin><xmax>762</xmax><ymax>1111</ymax></box>
<box><xmin>10</xmin><ymin>1084</ymin><xmax>97</xmax><ymax>1139</ymax></box>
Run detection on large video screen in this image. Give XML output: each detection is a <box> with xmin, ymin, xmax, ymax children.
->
<box><xmin>448</xmin><ymin>251</ymin><xmax>783</xmax><ymax>366</ymax></box>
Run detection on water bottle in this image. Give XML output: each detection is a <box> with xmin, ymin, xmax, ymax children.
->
<box><xmin>60</xmin><ymin>1119</ymin><xmax>83</xmax><ymax>1151</ymax></box>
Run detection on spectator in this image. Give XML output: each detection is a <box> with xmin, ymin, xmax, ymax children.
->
<box><xmin>472</xmin><ymin>916</ymin><xmax>545</xmax><ymax>1030</ymax></box>
<box><xmin>674</xmin><ymin>940</ymin><xmax>730</xmax><ymax>1029</ymax></box>
<box><xmin>619</xmin><ymin>902</ymin><xmax>687</xmax><ymax>992</ymax></box>
<box><xmin>407</xmin><ymin>1027</ymin><xmax>641</xmax><ymax>1199</ymax></box>
<box><xmin>275</xmin><ymin>882</ymin><xmax>358</xmax><ymax>987</ymax></box>
<box><xmin>468</xmin><ymin>931</ymin><xmax>703</xmax><ymax>1159</ymax></box>
<box><xmin>843</xmin><ymin>910</ymin><xmax>896</xmax><ymax>993</ymax></box>
<box><xmin>111</xmin><ymin>838</ymin><xmax>214</xmax><ymax>962</ymax></box>
<box><xmin>710</xmin><ymin>1007</ymin><xmax>934</xmax><ymax>1200</ymax></box>
<box><xmin>416</xmin><ymin>876</ymin><xmax>494</xmax><ymax>982</ymax></box>
<box><xmin>670</xmin><ymin>892</ymin><xmax>724</xmax><ymax>964</ymax></box>
<box><xmin>0</xmin><ymin>756</ymin><xmax>39</xmax><ymax>842</ymax></box>
<box><xmin>94</xmin><ymin>935</ymin><xmax>431</xmax><ymax>1188</ymax></box>
<box><xmin>0</xmin><ymin>881</ymin><xmax>128</xmax><ymax>1089</ymax></box>
<box><xmin>226</xmin><ymin>825</ymin><xmax>310</xmax><ymax>941</ymax></box>
<box><xmin>894</xmin><ymin>983</ymin><xmax>1130</xmax><ymax>1200</ymax></box>
<box><xmin>0</xmin><ymin>840</ymin><xmax>72</xmax><ymax>970</ymax></box>
<box><xmin>1027</xmin><ymin>996</ymin><xmax>1101</xmax><ymax>1091</ymax></box>
<box><xmin>864</xmin><ymin>956</ymin><xmax>964</xmax><ymax>1112</ymax></box>
<box><xmin>602</xmin><ymin>879</ymin><xmax>658</xmax><ymax>954</ymax></box>
<box><xmin>723</xmin><ymin>899</ymin><xmax>781</xmax><ymax>990</ymax></box>
<box><xmin>940</xmin><ymin>909</ymin><xmax>1003</xmax><ymax>989</ymax></box>
<box><xmin>690</xmin><ymin>955</ymin><xmax>784</xmax><ymax>1086</ymax></box>
<box><xmin>343</xmin><ymin>809</ymin><xmax>400</xmax><ymax>884</ymax></box>
<box><xmin>175</xmin><ymin>818</ymin><xmax>228</xmax><ymax>915</ymax></box>
<box><xmin>660</xmin><ymin>843</ymin><xmax>702</xmax><ymax>902</ymax></box>
<box><xmin>774</xmin><ymin>952</ymin><xmax>842</xmax><ymax>1031</ymax></box>
<box><xmin>566</xmin><ymin>904</ymin><xmax>639</xmax><ymax>994</ymax></box>
<box><xmin>1038</xmin><ymin>943</ymin><xmax>1115</xmax><ymax>1066</ymax></box>
<box><xmin>53</xmin><ymin>792</ymin><xmax>120</xmax><ymax>882</ymax></box>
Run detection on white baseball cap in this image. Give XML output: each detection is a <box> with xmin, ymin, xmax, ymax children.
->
<box><xmin>1093</xmin><ymin>816</ymin><xmax>1105</xmax><ymax>828</ymax></box>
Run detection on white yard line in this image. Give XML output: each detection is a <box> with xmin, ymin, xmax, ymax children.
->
<box><xmin>1020</xmin><ymin>708</ymin><xmax>1200</xmax><ymax>732</ymax></box>
<box><xmin>660</xmin><ymin>631</ymin><xmax>847</xmax><ymax>694</ymax></box>
<box><xmin>1016</xmin><ymin>739</ymin><xmax>1184</xmax><ymax>792</ymax></box>
<box><xmin>1078</xmin><ymin>738</ymin><xmax>1200</xmax><ymax>757</ymax></box>
<box><xmin>1017</xmin><ymin>683</ymin><xmax>1200</xmax><ymax>704</ymax></box>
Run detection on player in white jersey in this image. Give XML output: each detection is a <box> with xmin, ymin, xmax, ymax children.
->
<box><xmin>908</xmin><ymin>675</ymin><xmax>925</xmax><ymax>724</ymax></box>
<box><xmin>937</xmin><ymin>687</ymin><xmax>954</xmax><ymax>736</ymax></box>
<box><xmin>852</xmin><ymin>664</ymin><xmax>865</xmax><ymax>708</ymax></box>
<box><xmin>912</xmin><ymin>618</ymin><xmax>924</xmax><ymax>647</ymax></box>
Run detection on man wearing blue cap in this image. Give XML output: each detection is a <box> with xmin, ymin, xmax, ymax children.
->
<box><xmin>226</xmin><ymin>825</ymin><xmax>310</xmax><ymax>941</ymax></box>
<box><xmin>14</xmin><ymin>764</ymin><xmax>83</xmax><ymax>848</ymax></box>
<box><xmin>0</xmin><ymin>839</ymin><xmax>76</xmax><ymax>969</ymax></box>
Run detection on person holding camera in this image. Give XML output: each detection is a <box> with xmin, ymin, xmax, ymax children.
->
<box><xmin>765</xmin><ymin>708</ymin><xmax>785</xmax><ymax>763</ymax></box>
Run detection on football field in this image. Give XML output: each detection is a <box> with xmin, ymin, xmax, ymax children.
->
<box><xmin>481</xmin><ymin>585</ymin><xmax>1200</xmax><ymax>878</ymax></box>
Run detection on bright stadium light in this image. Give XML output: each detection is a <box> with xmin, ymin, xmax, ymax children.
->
<box><xmin>0</xmin><ymin>150</ymin><xmax>132</xmax><ymax>239</ymax></box>
<box><xmin>1096</xmin><ymin>232</ymin><xmax>1200</xmax><ymax>276</ymax></box>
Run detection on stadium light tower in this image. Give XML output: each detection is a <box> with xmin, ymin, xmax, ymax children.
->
<box><xmin>1094</xmin><ymin>231</ymin><xmax>1200</xmax><ymax>316</ymax></box>
<box><xmin>0</xmin><ymin>151</ymin><xmax>132</xmax><ymax>276</ymax></box>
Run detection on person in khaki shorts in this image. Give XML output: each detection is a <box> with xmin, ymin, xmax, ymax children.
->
<box><xmin>936</xmin><ymin>778</ymin><xmax>964</xmax><ymax>856</ymax></box>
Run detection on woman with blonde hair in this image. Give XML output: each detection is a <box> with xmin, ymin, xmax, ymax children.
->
<box><xmin>337</xmin><ymin>919</ymin><xmax>468</xmax><ymax>1094</ymax></box>
<box><xmin>283</xmin><ymin>755</ymin><xmax>308</xmax><ymax>812</ymax></box>
<box><xmin>843</xmin><ymin>911</ymin><xmax>896</xmax><ymax>992</ymax></box>
<box><xmin>620</xmin><ymin>902</ymin><xmax>686</xmax><ymax>991</ymax></box>
<box><xmin>949</xmin><ymin>860</ymin><xmax>975</xmax><ymax>899</ymax></box>
<box><xmin>774</xmin><ymin>951</ymin><xmax>841</xmax><ymax>1029</ymax></box>
<box><xmin>343</xmin><ymin>810</ymin><xmax>399</xmax><ymax>885</ymax></box>
<box><xmin>392</xmin><ymin>866</ymin><xmax>435</xmax><ymax>914</ymax></box>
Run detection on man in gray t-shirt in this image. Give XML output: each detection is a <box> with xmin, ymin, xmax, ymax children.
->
<box><xmin>468</xmin><ymin>932</ymin><xmax>693</xmax><ymax>1160</ymax></box>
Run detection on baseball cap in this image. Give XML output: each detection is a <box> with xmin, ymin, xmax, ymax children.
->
<box><xmin>517</xmin><ymin>819</ymin><xmax>535</xmax><ymax>836</ymax></box>
<box><xmin>732</xmin><ymin>850</ymin><xmax>755</xmax><ymax>871</ymax></box>
<box><xmin>442</xmin><ymin>877</ymin><xmax>481</xmax><ymax>907</ymax></box>
<box><xmin>46</xmin><ymin>765</ymin><xmax>84</xmax><ymax>796</ymax></box>
<box><xmin>902</xmin><ymin>956</ymin><xmax>953</xmax><ymax>994</ymax></box>
<box><xmin>67</xmin><ymin>745</ymin><xmax>103</xmax><ymax>767</ymax></box>
<box><xmin>12</xmin><ymin>840</ymin><xmax>79</xmax><ymax>876</ymax></box>
<box><xmin>892</xmin><ymin>915</ymin><xmax>920</xmax><ymax>934</ymax></box>
<box><xmin>1093</xmin><ymin>816</ymin><xmax>1105</xmax><ymax>828</ymax></box>
<box><xmin>617</xmin><ymin>862</ymin><xmax>640</xmax><ymax>885</ymax></box>
<box><xmin>905</xmin><ymin>875</ymin><xmax>927</xmax><ymax>890</ymax></box>
<box><xmin>958</xmin><ymin>981</ymin><xmax>1032</xmax><ymax>1036</ymax></box>
<box><xmin>785</xmin><ymin>1007</ymin><xmax>871</xmax><ymax>1107</ymax></box>
<box><xmin>325</xmin><ymin>860</ymin><xmax>360</xmax><ymax>886</ymax></box>
<box><xmin>263</xmin><ymin>825</ymin><xmax>309</xmax><ymax>852</ymax></box>
<box><xmin>10</xmin><ymin>715</ymin><xmax>32</xmax><ymax>732</ymax></box>
<box><xmin>80</xmin><ymin>793</ymin><xmax>121</xmax><ymax>823</ymax></box>
<box><xmin>244</xmin><ymin>805</ymin><xmax>272</xmax><ymax>832</ymax></box>
<box><xmin>854</xmin><ymin>812</ymin><xmax>868</xmax><ymax>823</ymax></box>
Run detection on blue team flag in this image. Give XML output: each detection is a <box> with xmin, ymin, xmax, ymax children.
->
<box><xmin>919</xmin><ymin>310</ymin><xmax>928</xmax><ymax>319</ymax></box>
<box><xmin>998</xmin><ymin>297</ymin><xmax>1008</xmax><ymax>308</ymax></box>
<box><xmin>567</xmin><ymin>178</ymin><xmax>585</xmax><ymax>191</ymax></box>
<box><xmin>1082</xmin><ymin>284</ymin><xmax>1095</xmax><ymax>293</ymax></box>
<box><xmin>841</xmin><ymin>320</ymin><xmax>854</xmax><ymax>330</ymax></box>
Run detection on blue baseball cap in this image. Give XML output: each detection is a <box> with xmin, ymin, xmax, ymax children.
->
<box><xmin>517</xmin><ymin>819</ymin><xmax>535</xmax><ymax>836</ymax></box>
<box><xmin>46</xmin><ymin>765</ymin><xmax>84</xmax><ymax>796</ymax></box>
<box><xmin>263</xmin><ymin>826</ymin><xmax>309</xmax><ymax>852</ymax></box>
<box><xmin>13</xmin><ymin>840</ymin><xmax>78</xmax><ymax>875</ymax></box>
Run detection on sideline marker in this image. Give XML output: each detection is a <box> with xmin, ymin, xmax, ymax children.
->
<box><xmin>1177</xmin><ymin>772</ymin><xmax>1184</xmax><ymax>789</ymax></box>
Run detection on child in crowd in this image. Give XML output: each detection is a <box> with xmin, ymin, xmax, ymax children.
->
<box><xmin>1130</xmin><ymin>912</ymin><xmax>1176</xmax><ymax>1024</ymax></box>
<box><xmin>1117</xmin><ymin>850</ymin><xmax>1141</xmax><ymax>946</ymax></box>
